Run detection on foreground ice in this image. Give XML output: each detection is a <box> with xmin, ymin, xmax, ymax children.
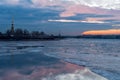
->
<box><xmin>0</xmin><ymin>52</ymin><xmax>107</xmax><ymax>80</ymax></box>
<box><xmin>42</xmin><ymin>68</ymin><xmax>108</xmax><ymax>80</ymax></box>
<box><xmin>0</xmin><ymin>39</ymin><xmax>119</xmax><ymax>80</ymax></box>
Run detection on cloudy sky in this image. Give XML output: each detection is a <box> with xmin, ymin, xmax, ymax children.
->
<box><xmin>0</xmin><ymin>0</ymin><xmax>120</xmax><ymax>35</ymax></box>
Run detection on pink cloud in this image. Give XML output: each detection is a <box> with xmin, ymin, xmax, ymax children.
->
<box><xmin>60</xmin><ymin>4</ymin><xmax>119</xmax><ymax>17</ymax></box>
<box><xmin>1</xmin><ymin>0</ymin><xmax>120</xmax><ymax>21</ymax></box>
<box><xmin>0</xmin><ymin>0</ymin><xmax>20</xmax><ymax>5</ymax></box>
<box><xmin>31</xmin><ymin>0</ymin><xmax>65</xmax><ymax>8</ymax></box>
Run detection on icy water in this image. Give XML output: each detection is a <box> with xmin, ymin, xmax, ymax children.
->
<box><xmin>0</xmin><ymin>39</ymin><xmax>120</xmax><ymax>80</ymax></box>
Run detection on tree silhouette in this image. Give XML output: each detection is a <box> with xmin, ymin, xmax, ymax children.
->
<box><xmin>0</xmin><ymin>27</ymin><xmax>62</xmax><ymax>40</ymax></box>
<box><xmin>32</xmin><ymin>31</ymin><xmax>40</xmax><ymax>38</ymax></box>
<box><xmin>0</xmin><ymin>32</ymin><xmax>2</xmax><ymax>35</ymax></box>
<box><xmin>40</xmin><ymin>32</ymin><xmax>45</xmax><ymax>35</ymax></box>
<box><xmin>15</xmin><ymin>28</ymin><xmax>24</xmax><ymax>37</ymax></box>
<box><xmin>5</xmin><ymin>30</ymin><xmax>11</xmax><ymax>36</ymax></box>
<box><xmin>23</xmin><ymin>29</ymin><xmax>30</xmax><ymax>36</ymax></box>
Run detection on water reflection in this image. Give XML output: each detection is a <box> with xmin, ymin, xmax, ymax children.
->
<box><xmin>0</xmin><ymin>53</ymin><xmax>107</xmax><ymax>80</ymax></box>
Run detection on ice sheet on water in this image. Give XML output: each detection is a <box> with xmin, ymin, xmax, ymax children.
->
<box><xmin>42</xmin><ymin>68</ymin><xmax>108</xmax><ymax>80</ymax></box>
<box><xmin>42</xmin><ymin>39</ymin><xmax>120</xmax><ymax>80</ymax></box>
<box><xmin>0</xmin><ymin>39</ymin><xmax>120</xmax><ymax>80</ymax></box>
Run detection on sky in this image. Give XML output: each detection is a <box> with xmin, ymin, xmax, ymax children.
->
<box><xmin>0</xmin><ymin>0</ymin><xmax>120</xmax><ymax>35</ymax></box>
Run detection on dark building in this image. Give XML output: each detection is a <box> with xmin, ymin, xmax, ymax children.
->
<box><xmin>0</xmin><ymin>17</ymin><xmax>62</xmax><ymax>40</ymax></box>
<box><xmin>10</xmin><ymin>17</ymin><xmax>15</xmax><ymax>37</ymax></box>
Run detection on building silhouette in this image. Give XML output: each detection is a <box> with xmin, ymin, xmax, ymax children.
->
<box><xmin>0</xmin><ymin>17</ymin><xmax>64</xmax><ymax>40</ymax></box>
<box><xmin>10</xmin><ymin>17</ymin><xmax>15</xmax><ymax>37</ymax></box>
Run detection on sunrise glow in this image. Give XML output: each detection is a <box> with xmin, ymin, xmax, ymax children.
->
<box><xmin>82</xmin><ymin>29</ymin><xmax>120</xmax><ymax>35</ymax></box>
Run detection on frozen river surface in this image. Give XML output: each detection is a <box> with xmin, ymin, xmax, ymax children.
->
<box><xmin>0</xmin><ymin>39</ymin><xmax>120</xmax><ymax>80</ymax></box>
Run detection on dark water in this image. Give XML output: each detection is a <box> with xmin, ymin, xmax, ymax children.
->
<box><xmin>0</xmin><ymin>39</ymin><xmax>120</xmax><ymax>80</ymax></box>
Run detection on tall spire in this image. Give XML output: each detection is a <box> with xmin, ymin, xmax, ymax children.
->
<box><xmin>10</xmin><ymin>16</ymin><xmax>14</xmax><ymax>37</ymax></box>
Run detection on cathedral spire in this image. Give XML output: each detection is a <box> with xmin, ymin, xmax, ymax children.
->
<box><xmin>10</xmin><ymin>17</ymin><xmax>15</xmax><ymax>37</ymax></box>
<box><xmin>11</xmin><ymin>17</ymin><xmax>14</xmax><ymax>32</ymax></box>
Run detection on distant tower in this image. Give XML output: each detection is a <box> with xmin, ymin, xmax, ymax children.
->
<box><xmin>10</xmin><ymin>17</ymin><xmax>15</xmax><ymax>37</ymax></box>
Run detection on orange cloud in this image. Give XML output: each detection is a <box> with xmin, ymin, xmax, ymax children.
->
<box><xmin>82</xmin><ymin>29</ymin><xmax>120</xmax><ymax>35</ymax></box>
